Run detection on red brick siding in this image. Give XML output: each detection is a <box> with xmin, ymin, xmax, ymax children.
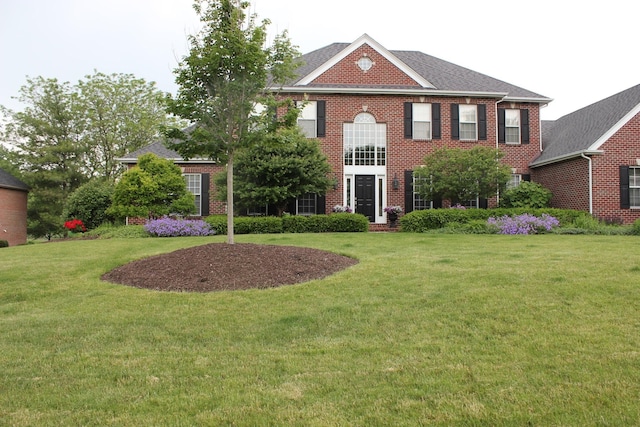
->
<box><xmin>281</xmin><ymin>92</ymin><xmax>541</xmax><ymax>212</ymax></box>
<box><xmin>312</xmin><ymin>44</ymin><xmax>420</xmax><ymax>87</ymax></box>
<box><xmin>531</xmin><ymin>157</ymin><xmax>590</xmax><ymax>211</ymax></box>
<box><xmin>590</xmin><ymin>112</ymin><xmax>640</xmax><ymax>224</ymax></box>
<box><xmin>0</xmin><ymin>188</ymin><xmax>28</xmax><ymax>246</ymax></box>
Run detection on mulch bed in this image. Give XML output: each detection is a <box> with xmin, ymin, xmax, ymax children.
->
<box><xmin>101</xmin><ymin>243</ymin><xmax>358</xmax><ymax>293</ymax></box>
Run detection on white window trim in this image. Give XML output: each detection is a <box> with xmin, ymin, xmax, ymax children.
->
<box><xmin>459</xmin><ymin>104</ymin><xmax>477</xmax><ymax>141</ymax></box>
<box><xmin>505</xmin><ymin>109</ymin><xmax>521</xmax><ymax>145</ymax></box>
<box><xmin>630</xmin><ymin>167</ymin><xmax>640</xmax><ymax>208</ymax></box>
<box><xmin>297</xmin><ymin>101</ymin><xmax>317</xmax><ymax>138</ymax></box>
<box><xmin>183</xmin><ymin>173</ymin><xmax>202</xmax><ymax>216</ymax></box>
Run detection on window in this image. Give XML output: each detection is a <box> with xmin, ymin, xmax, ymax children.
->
<box><xmin>343</xmin><ymin>113</ymin><xmax>386</xmax><ymax>166</ymax></box>
<box><xmin>631</xmin><ymin>167</ymin><xmax>640</xmax><ymax>208</ymax></box>
<box><xmin>505</xmin><ymin>109</ymin><xmax>520</xmax><ymax>144</ymax></box>
<box><xmin>413</xmin><ymin>103</ymin><xmax>432</xmax><ymax>140</ymax></box>
<box><xmin>296</xmin><ymin>193</ymin><xmax>316</xmax><ymax>215</ymax></box>
<box><xmin>413</xmin><ymin>174</ymin><xmax>432</xmax><ymax>210</ymax></box>
<box><xmin>507</xmin><ymin>174</ymin><xmax>522</xmax><ymax>189</ymax></box>
<box><xmin>459</xmin><ymin>105</ymin><xmax>477</xmax><ymax>140</ymax></box>
<box><xmin>297</xmin><ymin>101</ymin><xmax>317</xmax><ymax>138</ymax></box>
<box><xmin>184</xmin><ymin>174</ymin><xmax>202</xmax><ymax>216</ymax></box>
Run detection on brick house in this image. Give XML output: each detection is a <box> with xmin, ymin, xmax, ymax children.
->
<box><xmin>123</xmin><ymin>34</ymin><xmax>639</xmax><ymax>225</ymax></box>
<box><xmin>530</xmin><ymin>84</ymin><xmax>640</xmax><ymax>224</ymax></box>
<box><xmin>0</xmin><ymin>167</ymin><xmax>29</xmax><ymax>246</ymax></box>
<box><xmin>124</xmin><ymin>34</ymin><xmax>550</xmax><ymax>225</ymax></box>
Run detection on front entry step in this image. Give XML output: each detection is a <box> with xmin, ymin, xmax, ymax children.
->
<box><xmin>369</xmin><ymin>223</ymin><xmax>400</xmax><ymax>232</ymax></box>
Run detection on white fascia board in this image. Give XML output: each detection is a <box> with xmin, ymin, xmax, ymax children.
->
<box><xmin>296</xmin><ymin>33</ymin><xmax>435</xmax><ymax>89</ymax></box>
<box><xmin>117</xmin><ymin>157</ymin><xmax>215</xmax><ymax>164</ymax></box>
<box><xmin>588</xmin><ymin>101</ymin><xmax>640</xmax><ymax>151</ymax></box>
<box><xmin>277</xmin><ymin>86</ymin><xmax>509</xmax><ymax>99</ymax></box>
<box><xmin>502</xmin><ymin>96</ymin><xmax>554</xmax><ymax>105</ymax></box>
<box><xmin>529</xmin><ymin>150</ymin><xmax>604</xmax><ymax>168</ymax></box>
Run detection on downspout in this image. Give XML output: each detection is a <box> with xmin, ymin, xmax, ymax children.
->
<box><xmin>581</xmin><ymin>153</ymin><xmax>593</xmax><ymax>215</ymax></box>
<box><xmin>495</xmin><ymin>100</ymin><xmax>502</xmax><ymax>205</ymax></box>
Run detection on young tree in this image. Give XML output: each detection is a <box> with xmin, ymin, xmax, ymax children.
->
<box><xmin>216</xmin><ymin>126</ymin><xmax>333</xmax><ymax>216</ymax></box>
<box><xmin>76</xmin><ymin>71</ymin><xmax>185</xmax><ymax>181</ymax></box>
<box><xmin>165</xmin><ymin>0</ymin><xmax>300</xmax><ymax>243</ymax></box>
<box><xmin>414</xmin><ymin>146</ymin><xmax>512</xmax><ymax>205</ymax></box>
<box><xmin>108</xmin><ymin>153</ymin><xmax>195</xmax><ymax>220</ymax></box>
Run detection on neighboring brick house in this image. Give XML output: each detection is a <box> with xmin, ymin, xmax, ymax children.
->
<box><xmin>0</xmin><ymin>167</ymin><xmax>29</xmax><ymax>246</ymax></box>
<box><xmin>530</xmin><ymin>84</ymin><xmax>640</xmax><ymax>224</ymax></box>
<box><xmin>118</xmin><ymin>141</ymin><xmax>225</xmax><ymax>222</ymax></box>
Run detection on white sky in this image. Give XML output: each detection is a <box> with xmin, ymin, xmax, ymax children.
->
<box><xmin>1</xmin><ymin>0</ymin><xmax>638</xmax><ymax>121</ymax></box>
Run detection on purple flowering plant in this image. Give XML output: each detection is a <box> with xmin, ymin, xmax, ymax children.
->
<box><xmin>144</xmin><ymin>217</ymin><xmax>216</xmax><ymax>237</ymax></box>
<box><xmin>383</xmin><ymin>206</ymin><xmax>403</xmax><ymax>214</ymax></box>
<box><xmin>487</xmin><ymin>213</ymin><xmax>559</xmax><ymax>235</ymax></box>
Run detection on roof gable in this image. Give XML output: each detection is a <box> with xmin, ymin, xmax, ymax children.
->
<box><xmin>296</xmin><ymin>34</ymin><xmax>435</xmax><ymax>89</ymax></box>
<box><xmin>531</xmin><ymin>84</ymin><xmax>640</xmax><ymax>166</ymax></box>
<box><xmin>287</xmin><ymin>34</ymin><xmax>550</xmax><ymax>101</ymax></box>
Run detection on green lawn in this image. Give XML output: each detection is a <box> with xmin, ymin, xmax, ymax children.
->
<box><xmin>1</xmin><ymin>233</ymin><xmax>639</xmax><ymax>426</ymax></box>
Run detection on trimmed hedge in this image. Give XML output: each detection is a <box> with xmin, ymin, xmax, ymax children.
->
<box><xmin>204</xmin><ymin>213</ymin><xmax>369</xmax><ymax>235</ymax></box>
<box><xmin>400</xmin><ymin>208</ymin><xmax>591</xmax><ymax>232</ymax></box>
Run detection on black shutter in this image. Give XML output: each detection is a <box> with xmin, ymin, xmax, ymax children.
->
<box><xmin>201</xmin><ymin>173</ymin><xmax>210</xmax><ymax>216</ymax></box>
<box><xmin>620</xmin><ymin>165</ymin><xmax>630</xmax><ymax>209</ymax></box>
<box><xmin>478</xmin><ymin>104</ymin><xmax>487</xmax><ymax>140</ymax></box>
<box><xmin>451</xmin><ymin>104</ymin><xmax>459</xmax><ymax>140</ymax></box>
<box><xmin>522</xmin><ymin>174</ymin><xmax>531</xmax><ymax>182</ymax></box>
<box><xmin>521</xmin><ymin>109</ymin><xmax>530</xmax><ymax>144</ymax></box>
<box><xmin>433</xmin><ymin>198</ymin><xmax>442</xmax><ymax>209</ymax></box>
<box><xmin>404</xmin><ymin>102</ymin><xmax>413</xmax><ymax>139</ymax></box>
<box><xmin>317</xmin><ymin>194</ymin><xmax>326</xmax><ymax>215</ymax></box>
<box><xmin>287</xmin><ymin>199</ymin><xmax>296</xmax><ymax>215</ymax></box>
<box><xmin>316</xmin><ymin>100</ymin><xmax>326</xmax><ymax>137</ymax></box>
<box><xmin>498</xmin><ymin>109</ymin><xmax>506</xmax><ymax>143</ymax></box>
<box><xmin>404</xmin><ymin>170</ymin><xmax>414</xmax><ymax>213</ymax></box>
<box><xmin>432</xmin><ymin>103</ymin><xmax>441</xmax><ymax>139</ymax></box>
<box><xmin>479</xmin><ymin>198</ymin><xmax>488</xmax><ymax>209</ymax></box>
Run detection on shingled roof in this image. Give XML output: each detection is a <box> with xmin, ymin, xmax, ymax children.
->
<box><xmin>283</xmin><ymin>34</ymin><xmax>550</xmax><ymax>102</ymax></box>
<box><xmin>531</xmin><ymin>84</ymin><xmax>640</xmax><ymax>167</ymax></box>
<box><xmin>0</xmin><ymin>167</ymin><xmax>29</xmax><ymax>191</ymax></box>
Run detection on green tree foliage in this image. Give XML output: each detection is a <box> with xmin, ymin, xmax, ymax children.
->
<box><xmin>63</xmin><ymin>180</ymin><xmax>115</xmax><ymax>229</ymax></box>
<box><xmin>500</xmin><ymin>181</ymin><xmax>552</xmax><ymax>208</ymax></box>
<box><xmin>76</xmin><ymin>71</ymin><xmax>184</xmax><ymax>181</ymax></box>
<box><xmin>165</xmin><ymin>0</ymin><xmax>300</xmax><ymax>243</ymax></box>
<box><xmin>216</xmin><ymin>126</ymin><xmax>333</xmax><ymax>216</ymax></box>
<box><xmin>2</xmin><ymin>73</ymin><xmax>179</xmax><ymax>237</ymax></box>
<box><xmin>108</xmin><ymin>154</ymin><xmax>195</xmax><ymax>219</ymax></box>
<box><xmin>2</xmin><ymin>77</ymin><xmax>86</xmax><ymax>238</ymax></box>
<box><xmin>414</xmin><ymin>146</ymin><xmax>512</xmax><ymax>204</ymax></box>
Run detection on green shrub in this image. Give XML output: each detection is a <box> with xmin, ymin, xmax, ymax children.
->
<box><xmin>0</xmin><ymin>240</ymin><xmax>9</xmax><ymax>248</ymax></box>
<box><xmin>305</xmin><ymin>215</ymin><xmax>331</xmax><ymax>233</ymax></box>
<box><xmin>63</xmin><ymin>180</ymin><xmax>115</xmax><ymax>229</ymax></box>
<box><xmin>85</xmin><ymin>224</ymin><xmax>149</xmax><ymax>239</ymax></box>
<box><xmin>633</xmin><ymin>218</ymin><xmax>640</xmax><ymax>236</ymax></box>
<box><xmin>234</xmin><ymin>216</ymin><xmax>283</xmax><ymax>234</ymax></box>
<box><xmin>328</xmin><ymin>213</ymin><xmax>369</xmax><ymax>232</ymax></box>
<box><xmin>400</xmin><ymin>207</ymin><xmax>589</xmax><ymax>232</ymax></box>
<box><xmin>282</xmin><ymin>215</ymin><xmax>310</xmax><ymax>233</ymax></box>
<box><xmin>500</xmin><ymin>181</ymin><xmax>552</xmax><ymax>208</ymax></box>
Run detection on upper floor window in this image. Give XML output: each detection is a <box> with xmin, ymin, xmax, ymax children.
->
<box><xmin>413</xmin><ymin>103</ymin><xmax>432</xmax><ymax>140</ymax></box>
<box><xmin>296</xmin><ymin>100</ymin><xmax>326</xmax><ymax>138</ymax></box>
<box><xmin>343</xmin><ymin>113</ymin><xmax>386</xmax><ymax>166</ymax></box>
<box><xmin>498</xmin><ymin>108</ymin><xmax>530</xmax><ymax>144</ymax></box>
<box><xmin>459</xmin><ymin>105</ymin><xmax>477</xmax><ymax>141</ymax></box>
<box><xmin>404</xmin><ymin>102</ymin><xmax>441</xmax><ymax>140</ymax></box>
<box><xmin>505</xmin><ymin>109</ymin><xmax>521</xmax><ymax>144</ymax></box>
<box><xmin>297</xmin><ymin>101</ymin><xmax>317</xmax><ymax>138</ymax></box>
<box><xmin>451</xmin><ymin>104</ymin><xmax>486</xmax><ymax>141</ymax></box>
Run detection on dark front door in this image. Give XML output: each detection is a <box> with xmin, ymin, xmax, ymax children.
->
<box><xmin>355</xmin><ymin>175</ymin><xmax>375</xmax><ymax>222</ymax></box>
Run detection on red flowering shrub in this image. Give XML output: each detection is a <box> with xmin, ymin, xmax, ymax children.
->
<box><xmin>64</xmin><ymin>219</ymin><xmax>87</xmax><ymax>233</ymax></box>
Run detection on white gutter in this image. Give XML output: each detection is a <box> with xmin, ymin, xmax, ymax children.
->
<box><xmin>277</xmin><ymin>86</ymin><xmax>510</xmax><ymax>99</ymax></box>
<box><xmin>581</xmin><ymin>153</ymin><xmax>594</xmax><ymax>215</ymax></box>
<box><xmin>529</xmin><ymin>150</ymin><xmax>603</xmax><ymax>168</ymax></box>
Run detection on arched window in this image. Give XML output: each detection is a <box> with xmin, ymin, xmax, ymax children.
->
<box><xmin>343</xmin><ymin>113</ymin><xmax>386</xmax><ymax>166</ymax></box>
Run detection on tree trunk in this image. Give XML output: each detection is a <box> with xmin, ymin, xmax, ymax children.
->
<box><xmin>226</xmin><ymin>153</ymin><xmax>235</xmax><ymax>244</ymax></box>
